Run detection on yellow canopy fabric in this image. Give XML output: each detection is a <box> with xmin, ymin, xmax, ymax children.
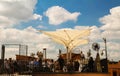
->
<box><xmin>39</xmin><ymin>29</ymin><xmax>90</xmax><ymax>52</ymax></box>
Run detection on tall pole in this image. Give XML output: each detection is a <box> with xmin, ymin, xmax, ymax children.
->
<box><xmin>1</xmin><ymin>45</ymin><xmax>5</xmax><ymax>70</ymax></box>
<box><xmin>59</xmin><ymin>49</ymin><xmax>61</xmax><ymax>56</ymax></box>
<box><xmin>19</xmin><ymin>44</ymin><xmax>21</xmax><ymax>55</ymax></box>
<box><xmin>70</xmin><ymin>50</ymin><xmax>72</xmax><ymax>61</ymax></box>
<box><xmin>103</xmin><ymin>38</ymin><xmax>108</xmax><ymax>59</ymax></box>
<box><xmin>66</xmin><ymin>46</ymin><xmax>69</xmax><ymax>63</ymax></box>
<box><xmin>103</xmin><ymin>38</ymin><xmax>108</xmax><ymax>72</ymax></box>
<box><xmin>43</xmin><ymin>48</ymin><xmax>46</xmax><ymax>60</ymax></box>
<box><xmin>1</xmin><ymin>45</ymin><xmax>5</xmax><ymax>60</ymax></box>
<box><xmin>45</xmin><ymin>49</ymin><xmax>46</xmax><ymax>60</ymax></box>
<box><xmin>26</xmin><ymin>45</ymin><xmax>28</xmax><ymax>56</ymax></box>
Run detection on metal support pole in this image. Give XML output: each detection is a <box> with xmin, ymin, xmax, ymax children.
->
<box><xmin>103</xmin><ymin>38</ymin><xmax>108</xmax><ymax>72</ymax></box>
<box><xmin>1</xmin><ymin>45</ymin><xmax>5</xmax><ymax>60</ymax></box>
<box><xmin>70</xmin><ymin>50</ymin><xmax>72</xmax><ymax>61</ymax></box>
<box><xmin>59</xmin><ymin>49</ymin><xmax>61</xmax><ymax>56</ymax></box>
<box><xmin>43</xmin><ymin>48</ymin><xmax>46</xmax><ymax>60</ymax></box>
<box><xmin>45</xmin><ymin>49</ymin><xmax>46</xmax><ymax>60</ymax></box>
<box><xmin>66</xmin><ymin>46</ymin><xmax>69</xmax><ymax>63</ymax></box>
<box><xmin>104</xmin><ymin>39</ymin><xmax>108</xmax><ymax>59</ymax></box>
<box><xmin>19</xmin><ymin>44</ymin><xmax>21</xmax><ymax>55</ymax></box>
<box><xmin>26</xmin><ymin>45</ymin><xmax>28</xmax><ymax>56</ymax></box>
<box><xmin>1</xmin><ymin>45</ymin><xmax>5</xmax><ymax>71</ymax></box>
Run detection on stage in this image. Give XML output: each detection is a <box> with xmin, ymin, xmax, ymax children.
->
<box><xmin>32</xmin><ymin>72</ymin><xmax>109</xmax><ymax>76</ymax></box>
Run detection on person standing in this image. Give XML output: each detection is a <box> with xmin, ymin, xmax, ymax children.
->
<box><xmin>74</xmin><ymin>60</ymin><xmax>80</xmax><ymax>71</ymax></box>
<box><xmin>57</xmin><ymin>55</ymin><xmax>65</xmax><ymax>71</ymax></box>
<box><xmin>88</xmin><ymin>57</ymin><xmax>94</xmax><ymax>72</ymax></box>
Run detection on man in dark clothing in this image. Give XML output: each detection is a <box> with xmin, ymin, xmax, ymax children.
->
<box><xmin>57</xmin><ymin>55</ymin><xmax>65</xmax><ymax>71</ymax></box>
<box><xmin>88</xmin><ymin>57</ymin><xmax>94</xmax><ymax>72</ymax></box>
<box><xmin>67</xmin><ymin>60</ymin><xmax>74</xmax><ymax>72</ymax></box>
<box><xmin>38</xmin><ymin>58</ymin><xmax>43</xmax><ymax>72</ymax></box>
<box><xmin>74</xmin><ymin>61</ymin><xmax>80</xmax><ymax>71</ymax></box>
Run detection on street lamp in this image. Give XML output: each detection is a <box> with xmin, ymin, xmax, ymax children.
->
<box><xmin>103</xmin><ymin>38</ymin><xmax>108</xmax><ymax>72</ymax></box>
<box><xmin>103</xmin><ymin>38</ymin><xmax>108</xmax><ymax>59</ymax></box>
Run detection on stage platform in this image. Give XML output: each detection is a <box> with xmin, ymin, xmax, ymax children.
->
<box><xmin>32</xmin><ymin>72</ymin><xmax>109</xmax><ymax>76</ymax></box>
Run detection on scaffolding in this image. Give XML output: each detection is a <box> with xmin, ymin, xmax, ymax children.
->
<box><xmin>1</xmin><ymin>44</ymin><xmax>28</xmax><ymax>60</ymax></box>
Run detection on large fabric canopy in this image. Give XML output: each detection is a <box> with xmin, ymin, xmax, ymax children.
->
<box><xmin>40</xmin><ymin>29</ymin><xmax>90</xmax><ymax>52</ymax></box>
<box><xmin>40</xmin><ymin>29</ymin><xmax>90</xmax><ymax>61</ymax></box>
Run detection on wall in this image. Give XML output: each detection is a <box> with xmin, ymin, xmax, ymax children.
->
<box><xmin>108</xmin><ymin>61</ymin><xmax>120</xmax><ymax>76</ymax></box>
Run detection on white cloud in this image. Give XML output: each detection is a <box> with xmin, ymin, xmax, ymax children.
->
<box><xmin>109</xmin><ymin>51</ymin><xmax>120</xmax><ymax>61</ymax></box>
<box><xmin>0</xmin><ymin>0</ymin><xmax>42</xmax><ymax>28</ymax></box>
<box><xmin>101</xmin><ymin>30</ymin><xmax>120</xmax><ymax>40</ymax></box>
<box><xmin>74</xmin><ymin>25</ymin><xmax>102</xmax><ymax>41</ymax></box>
<box><xmin>0</xmin><ymin>16</ymin><xmax>15</xmax><ymax>28</ymax></box>
<box><xmin>32</xmin><ymin>13</ymin><xmax>42</xmax><ymax>20</ymax></box>
<box><xmin>24</xmin><ymin>26</ymin><xmax>38</xmax><ymax>33</ymax></box>
<box><xmin>37</xmin><ymin>25</ymin><xmax>47</xmax><ymax>29</ymax></box>
<box><xmin>107</xmin><ymin>42</ymin><xmax>120</xmax><ymax>51</ymax></box>
<box><xmin>99</xmin><ymin>6</ymin><xmax>120</xmax><ymax>42</ymax></box>
<box><xmin>74</xmin><ymin>26</ymin><xmax>90</xmax><ymax>30</ymax></box>
<box><xmin>100</xmin><ymin>6</ymin><xmax>120</xmax><ymax>31</ymax></box>
<box><xmin>0</xmin><ymin>27</ymin><xmax>60</xmax><ymax>59</ymax></box>
<box><xmin>45</xmin><ymin>6</ymin><xmax>80</xmax><ymax>25</ymax></box>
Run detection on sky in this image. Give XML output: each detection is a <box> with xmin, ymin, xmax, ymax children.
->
<box><xmin>0</xmin><ymin>0</ymin><xmax>120</xmax><ymax>61</ymax></box>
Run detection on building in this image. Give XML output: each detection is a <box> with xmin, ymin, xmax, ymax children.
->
<box><xmin>16</xmin><ymin>55</ymin><xmax>37</xmax><ymax>61</ymax></box>
<box><xmin>108</xmin><ymin>61</ymin><xmax>120</xmax><ymax>76</ymax></box>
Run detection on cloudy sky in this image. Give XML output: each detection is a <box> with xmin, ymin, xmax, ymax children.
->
<box><xmin>0</xmin><ymin>0</ymin><xmax>120</xmax><ymax>61</ymax></box>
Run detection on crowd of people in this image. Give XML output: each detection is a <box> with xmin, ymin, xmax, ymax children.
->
<box><xmin>0</xmin><ymin>52</ymin><xmax>95</xmax><ymax>74</ymax></box>
<box><xmin>0</xmin><ymin>58</ymin><xmax>22</xmax><ymax>74</ymax></box>
<box><xmin>26</xmin><ymin>55</ymin><xmax>92</xmax><ymax>73</ymax></box>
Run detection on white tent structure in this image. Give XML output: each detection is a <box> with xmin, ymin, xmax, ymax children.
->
<box><xmin>40</xmin><ymin>29</ymin><xmax>90</xmax><ymax>62</ymax></box>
